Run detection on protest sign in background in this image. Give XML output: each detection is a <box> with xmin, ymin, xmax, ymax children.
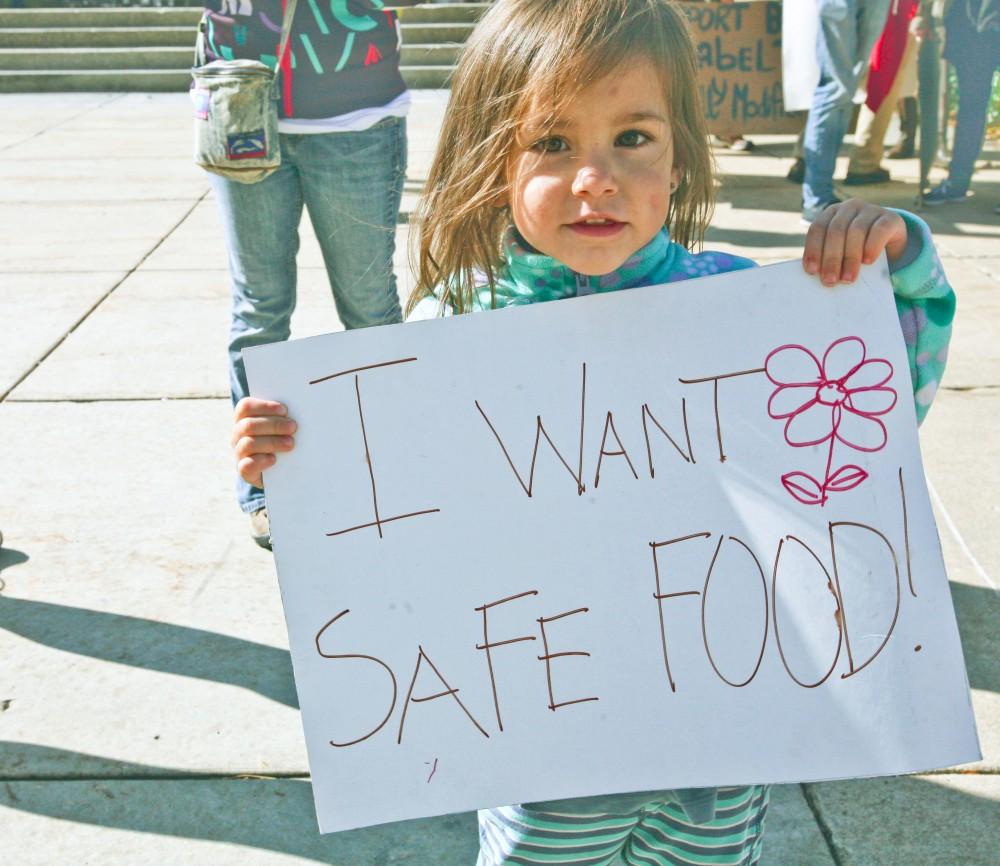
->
<box><xmin>245</xmin><ymin>260</ymin><xmax>979</xmax><ymax>834</ymax></box>
<box><xmin>679</xmin><ymin>0</ymin><xmax>805</xmax><ymax>137</ymax></box>
<box><xmin>780</xmin><ymin>0</ymin><xmax>821</xmax><ymax>112</ymax></box>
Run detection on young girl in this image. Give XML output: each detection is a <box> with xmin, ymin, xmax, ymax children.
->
<box><xmin>232</xmin><ymin>1</ymin><xmax>955</xmax><ymax>862</ymax></box>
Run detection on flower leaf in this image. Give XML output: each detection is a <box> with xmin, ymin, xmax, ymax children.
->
<box><xmin>781</xmin><ymin>472</ymin><xmax>825</xmax><ymax>505</ymax></box>
<box><xmin>825</xmin><ymin>464</ymin><xmax>869</xmax><ymax>492</ymax></box>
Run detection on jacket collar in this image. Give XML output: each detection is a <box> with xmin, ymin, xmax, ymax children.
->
<box><xmin>490</xmin><ymin>225</ymin><xmax>677</xmax><ymax>306</ymax></box>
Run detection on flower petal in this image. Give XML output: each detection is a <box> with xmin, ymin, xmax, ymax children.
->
<box><xmin>766</xmin><ymin>345</ymin><xmax>822</xmax><ymax>387</ymax></box>
<box><xmin>825</xmin><ymin>464</ymin><xmax>869</xmax><ymax>493</ymax></box>
<box><xmin>781</xmin><ymin>472</ymin><xmax>825</xmax><ymax>505</ymax></box>
<box><xmin>784</xmin><ymin>401</ymin><xmax>835</xmax><ymax>446</ymax></box>
<box><xmin>844</xmin><ymin>358</ymin><xmax>893</xmax><ymax>391</ymax></box>
<box><xmin>823</xmin><ymin>337</ymin><xmax>866</xmax><ymax>382</ymax></box>
<box><xmin>847</xmin><ymin>387</ymin><xmax>898</xmax><ymax>416</ymax></box>
<box><xmin>768</xmin><ymin>384</ymin><xmax>819</xmax><ymax>419</ymax></box>
<box><xmin>836</xmin><ymin>406</ymin><xmax>887</xmax><ymax>451</ymax></box>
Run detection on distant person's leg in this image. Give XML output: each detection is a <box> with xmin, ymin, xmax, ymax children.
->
<box><xmin>787</xmin><ymin>124</ymin><xmax>807</xmax><ymax>183</ymax></box>
<box><xmin>887</xmin><ymin>36</ymin><xmax>919</xmax><ymax>158</ymax></box>
<box><xmin>803</xmin><ymin>0</ymin><xmax>892</xmax><ymax>218</ymax></box>
<box><xmin>803</xmin><ymin>0</ymin><xmax>861</xmax><ymax>217</ymax></box>
<box><xmin>925</xmin><ymin>58</ymin><xmax>997</xmax><ymax>204</ymax></box>
<box><xmin>297</xmin><ymin>117</ymin><xmax>407</xmax><ymax>332</ymax></box>
<box><xmin>847</xmin><ymin>34</ymin><xmax>917</xmax><ymax>182</ymax></box>
<box><xmin>211</xmin><ymin>144</ymin><xmax>304</xmax><ymax>525</ymax></box>
<box><xmin>943</xmin><ymin>60</ymin><xmax>996</xmax><ymax>196</ymax></box>
<box><xmin>846</xmin><ymin>100</ymin><xmax>893</xmax><ymax>183</ymax></box>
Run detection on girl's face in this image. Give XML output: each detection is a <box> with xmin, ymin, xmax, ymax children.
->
<box><xmin>506</xmin><ymin>58</ymin><xmax>679</xmax><ymax>276</ymax></box>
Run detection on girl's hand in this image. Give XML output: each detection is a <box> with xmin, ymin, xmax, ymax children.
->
<box><xmin>803</xmin><ymin>198</ymin><xmax>908</xmax><ymax>287</ymax></box>
<box><xmin>231</xmin><ymin>397</ymin><xmax>297</xmax><ymax>488</ymax></box>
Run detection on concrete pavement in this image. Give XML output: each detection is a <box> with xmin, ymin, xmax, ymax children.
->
<box><xmin>0</xmin><ymin>91</ymin><xmax>997</xmax><ymax>865</ymax></box>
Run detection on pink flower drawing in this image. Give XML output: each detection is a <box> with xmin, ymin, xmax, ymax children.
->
<box><xmin>765</xmin><ymin>337</ymin><xmax>897</xmax><ymax>505</ymax></box>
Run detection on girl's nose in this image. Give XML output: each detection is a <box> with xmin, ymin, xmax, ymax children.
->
<box><xmin>571</xmin><ymin>156</ymin><xmax>618</xmax><ymax>197</ymax></box>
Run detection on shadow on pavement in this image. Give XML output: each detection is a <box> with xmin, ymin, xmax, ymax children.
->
<box><xmin>0</xmin><ymin>743</ymin><xmax>479</xmax><ymax>866</ymax></box>
<box><xmin>0</xmin><ymin>743</ymin><xmax>993</xmax><ymax>866</ymax></box>
<box><xmin>714</xmin><ymin>172</ymin><xmax>999</xmax><ymax>243</ymax></box>
<box><xmin>704</xmin><ymin>225</ymin><xmax>806</xmax><ymax>249</ymax></box>
<box><xmin>950</xmin><ymin>581</ymin><xmax>1000</xmax><ymax>697</ymax></box>
<box><xmin>0</xmin><ymin>575</ymin><xmax>991</xmax><ymax>863</ymax></box>
<box><xmin>0</xmin><ymin>742</ymin><xmax>202</xmax><ymax>779</ymax></box>
<box><xmin>803</xmin><ymin>773</ymin><xmax>999</xmax><ymax>865</ymax></box>
<box><xmin>0</xmin><ymin>547</ymin><xmax>28</xmax><ymax>574</ymax></box>
<box><xmin>0</xmin><ymin>596</ymin><xmax>298</xmax><ymax>709</ymax></box>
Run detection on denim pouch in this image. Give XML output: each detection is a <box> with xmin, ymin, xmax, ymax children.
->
<box><xmin>191</xmin><ymin>59</ymin><xmax>280</xmax><ymax>184</ymax></box>
<box><xmin>190</xmin><ymin>0</ymin><xmax>297</xmax><ymax>185</ymax></box>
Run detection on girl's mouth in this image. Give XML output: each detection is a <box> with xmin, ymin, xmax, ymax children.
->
<box><xmin>568</xmin><ymin>218</ymin><xmax>626</xmax><ymax>238</ymax></box>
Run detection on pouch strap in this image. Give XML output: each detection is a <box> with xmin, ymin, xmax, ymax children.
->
<box><xmin>273</xmin><ymin>0</ymin><xmax>300</xmax><ymax>97</ymax></box>
<box><xmin>192</xmin><ymin>1</ymin><xmax>298</xmax><ymax>75</ymax></box>
<box><xmin>193</xmin><ymin>17</ymin><xmax>207</xmax><ymax>68</ymax></box>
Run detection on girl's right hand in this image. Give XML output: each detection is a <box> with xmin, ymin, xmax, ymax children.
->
<box><xmin>231</xmin><ymin>397</ymin><xmax>297</xmax><ymax>488</ymax></box>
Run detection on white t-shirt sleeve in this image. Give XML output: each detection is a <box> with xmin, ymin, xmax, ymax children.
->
<box><xmin>405</xmin><ymin>295</ymin><xmax>452</xmax><ymax>322</ymax></box>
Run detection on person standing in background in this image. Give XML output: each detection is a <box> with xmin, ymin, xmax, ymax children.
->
<box><xmin>203</xmin><ymin>0</ymin><xmax>410</xmax><ymax>549</ymax></box>
<box><xmin>844</xmin><ymin>0</ymin><xmax>921</xmax><ymax>184</ymax></box>
<box><xmin>781</xmin><ymin>0</ymin><xmax>819</xmax><ymax>184</ymax></box>
<box><xmin>800</xmin><ymin>0</ymin><xmax>893</xmax><ymax>221</ymax></box>
<box><xmin>923</xmin><ymin>0</ymin><xmax>1000</xmax><ymax>205</ymax></box>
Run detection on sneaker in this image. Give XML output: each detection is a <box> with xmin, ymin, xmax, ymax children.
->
<box><xmin>801</xmin><ymin>196</ymin><xmax>843</xmax><ymax>224</ymax></box>
<box><xmin>786</xmin><ymin>157</ymin><xmax>805</xmax><ymax>184</ymax></box>
<box><xmin>923</xmin><ymin>180</ymin><xmax>969</xmax><ymax>206</ymax></box>
<box><xmin>249</xmin><ymin>507</ymin><xmax>272</xmax><ymax>550</ymax></box>
<box><xmin>728</xmin><ymin>137</ymin><xmax>755</xmax><ymax>152</ymax></box>
<box><xmin>844</xmin><ymin>167</ymin><xmax>891</xmax><ymax>185</ymax></box>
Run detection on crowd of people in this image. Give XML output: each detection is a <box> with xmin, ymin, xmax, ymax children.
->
<box><xmin>789</xmin><ymin>0</ymin><xmax>998</xmax><ymax>219</ymax></box>
<box><xmin>742</xmin><ymin>0</ymin><xmax>998</xmax><ymax>217</ymax></box>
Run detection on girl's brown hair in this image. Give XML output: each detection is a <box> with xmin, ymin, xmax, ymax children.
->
<box><xmin>407</xmin><ymin>0</ymin><xmax>714</xmax><ymax>316</ymax></box>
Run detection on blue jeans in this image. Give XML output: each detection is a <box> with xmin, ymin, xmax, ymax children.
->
<box><xmin>947</xmin><ymin>59</ymin><xmax>999</xmax><ymax>194</ymax></box>
<box><xmin>210</xmin><ymin>116</ymin><xmax>407</xmax><ymax>513</ymax></box>
<box><xmin>802</xmin><ymin>0</ymin><xmax>892</xmax><ymax>210</ymax></box>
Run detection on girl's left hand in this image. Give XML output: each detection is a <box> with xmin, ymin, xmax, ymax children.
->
<box><xmin>803</xmin><ymin>198</ymin><xmax>908</xmax><ymax>287</ymax></box>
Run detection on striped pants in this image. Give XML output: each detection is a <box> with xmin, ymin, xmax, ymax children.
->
<box><xmin>476</xmin><ymin>786</ymin><xmax>770</xmax><ymax>866</ymax></box>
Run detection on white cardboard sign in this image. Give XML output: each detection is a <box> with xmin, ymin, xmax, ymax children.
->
<box><xmin>244</xmin><ymin>259</ymin><xmax>980</xmax><ymax>834</ymax></box>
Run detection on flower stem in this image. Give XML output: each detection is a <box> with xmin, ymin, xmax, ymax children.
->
<box><xmin>821</xmin><ymin>418</ymin><xmax>839</xmax><ymax>506</ymax></box>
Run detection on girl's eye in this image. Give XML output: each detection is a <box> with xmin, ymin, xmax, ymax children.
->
<box><xmin>617</xmin><ymin>130</ymin><xmax>651</xmax><ymax>148</ymax></box>
<box><xmin>532</xmin><ymin>136</ymin><xmax>568</xmax><ymax>153</ymax></box>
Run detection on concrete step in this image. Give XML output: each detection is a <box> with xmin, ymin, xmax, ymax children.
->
<box><xmin>0</xmin><ymin>63</ymin><xmax>453</xmax><ymax>91</ymax></box>
<box><xmin>0</xmin><ymin>46</ymin><xmax>193</xmax><ymax>70</ymax></box>
<box><xmin>396</xmin><ymin>3</ymin><xmax>489</xmax><ymax>23</ymax></box>
<box><xmin>0</xmin><ymin>26</ymin><xmax>196</xmax><ymax>48</ymax></box>
<box><xmin>0</xmin><ymin>23</ymin><xmax>471</xmax><ymax>48</ymax></box>
<box><xmin>0</xmin><ymin>5</ymin><xmax>480</xmax><ymax>90</ymax></box>
<box><xmin>0</xmin><ymin>67</ymin><xmax>191</xmax><ymax>91</ymax></box>
<box><xmin>0</xmin><ymin>0</ymin><xmax>201</xmax><ymax>6</ymax></box>
<box><xmin>0</xmin><ymin>1</ymin><xmax>486</xmax><ymax>9</ymax></box>
<box><xmin>0</xmin><ymin>42</ymin><xmax>459</xmax><ymax>70</ymax></box>
<box><xmin>0</xmin><ymin>4</ymin><xmax>488</xmax><ymax>25</ymax></box>
<box><xmin>401</xmin><ymin>42</ymin><xmax>461</xmax><ymax>66</ymax></box>
<box><xmin>400</xmin><ymin>63</ymin><xmax>452</xmax><ymax>88</ymax></box>
<box><xmin>400</xmin><ymin>22</ymin><xmax>475</xmax><ymax>41</ymax></box>
<box><xmin>0</xmin><ymin>7</ymin><xmax>200</xmax><ymax>27</ymax></box>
